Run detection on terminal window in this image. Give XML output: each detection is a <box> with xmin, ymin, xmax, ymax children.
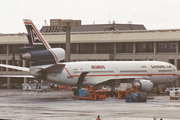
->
<box><xmin>116</xmin><ymin>43</ymin><xmax>133</xmax><ymax>53</ymax></box>
<box><xmin>71</xmin><ymin>43</ymin><xmax>77</xmax><ymax>54</ymax></box>
<box><xmin>157</xmin><ymin>42</ymin><xmax>176</xmax><ymax>52</ymax></box>
<box><xmin>97</xmin><ymin>43</ymin><xmax>112</xmax><ymax>54</ymax></box>
<box><xmin>136</xmin><ymin>42</ymin><xmax>154</xmax><ymax>53</ymax></box>
<box><xmin>79</xmin><ymin>43</ymin><xmax>94</xmax><ymax>54</ymax></box>
<box><xmin>0</xmin><ymin>45</ymin><xmax>7</xmax><ymax>54</ymax></box>
<box><xmin>50</xmin><ymin>43</ymin><xmax>59</xmax><ymax>48</ymax></box>
<box><xmin>9</xmin><ymin>44</ymin><xmax>24</xmax><ymax>54</ymax></box>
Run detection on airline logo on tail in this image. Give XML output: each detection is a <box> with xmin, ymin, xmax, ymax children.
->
<box><xmin>23</xmin><ymin>19</ymin><xmax>60</xmax><ymax>64</ymax></box>
<box><xmin>30</xmin><ymin>29</ymin><xmax>42</xmax><ymax>45</ymax></box>
<box><xmin>24</xmin><ymin>20</ymin><xmax>51</xmax><ymax>49</ymax></box>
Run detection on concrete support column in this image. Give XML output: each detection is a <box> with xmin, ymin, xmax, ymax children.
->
<box><xmin>24</xmin><ymin>78</ymin><xmax>28</xmax><ymax>84</ymax></box>
<box><xmin>153</xmin><ymin>42</ymin><xmax>157</xmax><ymax>60</ymax></box>
<box><xmin>94</xmin><ymin>43</ymin><xmax>97</xmax><ymax>54</ymax></box>
<box><xmin>7</xmin><ymin>44</ymin><xmax>10</xmax><ymax>55</ymax></box>
<box><xmin>7</xmin><ymin>77</ymin><xmax>11</xmax><ymax>89</ymax></box>
<box><xmin>154</xmin><ymin>42</ymin><xmax>157</xmax><ymax>55</ymax></box>
<box><xmin>175</xmin><ymin>43</ymin><xmax>180</xmax><ymax>87</ymax></box>
<box><xmin>114</xmin><ymin>43</ymin><xmax>116</xmax><ymax>54</ymax></box>
<box><xmin>65</xmin><ymin>22</ymin><xmax>71</xmax><ymax>62</ymax></box>
<box><xmin>133</xmin><ymin>42</ymin><xmax>136</xmax><ymax>55</ymax></box>
<box><xmin>133</xmin><ymin>42</ymin><xmax>136</xmax><ymax>60</ymax></box>
<box><xmin>176</xmin><ymin>41</ymin><xmax>179</xmax><ymax>54</ymax></box>
<box><xmin>174</xmin><ymin>58</ymin><xmax>179</xmax><ymax>87</ymax></box>
<box><xmin>175</xmin><ymin>58</ymin><xmax>177</xmax><ymax>67</ymax></box>
<box><xmin>6</xmin><ymin>45</ymin><xmax>9</xmax><ymax>71</ymax></box>
<box><xmin>22</xmin><ymin>60</ymin><xmax>25</xmax><ymax>67</ymax></box>
<box><xmin>6</xmin><ymin>59</ymin><xmax>8</xmax><ymax>72</ymax></box>
<box><xmin>76</xmin><ymin>43</ymin><xmax>79</xmax><ymax>54</ymax></box>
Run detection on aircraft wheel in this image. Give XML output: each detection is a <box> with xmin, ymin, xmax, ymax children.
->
<box><xmin>73</xmin><ymin>90</ymin><xmax>78</xmax><ymax>96</ymax></box>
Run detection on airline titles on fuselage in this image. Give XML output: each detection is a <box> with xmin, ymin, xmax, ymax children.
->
<box><xmin>151</xmin><ymin>65</ymin><xmax>172</xmax><ymax>68</ymax></box>
<box><xmin>91</xmin><ymin>65</ymin><xmax>105</xmax><ymax>69</ymax></box>
<box><xmin>141</xmin><ymin>66</ymin><xmax>146</xmax><ymax>68</ymax></box>
<box><xmin>141</xmin><ymin>65</ymin><xmax>172</xmax><ymax>69</ymax></box>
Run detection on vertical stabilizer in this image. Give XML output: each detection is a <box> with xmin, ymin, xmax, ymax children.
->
<box><xmin>23</xmin><ymin>19</ymin><xmax>65</xmax><ymax>64</ymax></box>
<box><xmin>23</xmin><ymin>19</ymin><xmax>51</xmax><ymax>49</ymax></box>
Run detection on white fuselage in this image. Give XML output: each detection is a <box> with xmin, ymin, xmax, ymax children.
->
<box><xmin>40</xmin><ymin>61</ymin><xmax>180</xmax><ymax>86</ymax></box>
<box><xmin>23</xmin><ymin>19</ymin><xmax>180</xmax><ymax>87</ymax></box>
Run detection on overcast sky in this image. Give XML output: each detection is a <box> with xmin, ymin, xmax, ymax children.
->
<box><xmin>0</xmin><ymin>0</ymin><xmax>180</xmax><ymax>33</ymax></box>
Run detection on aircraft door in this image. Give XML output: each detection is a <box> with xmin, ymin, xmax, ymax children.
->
<box><xmin>148</xmin><ymin>69</ymin><xmax>152</xmax><ymax>76</ymax></box>
<box><xmin>114</xmin><ymin>67</ymin><xmax>119</xmax><ymax>77</ymax></box>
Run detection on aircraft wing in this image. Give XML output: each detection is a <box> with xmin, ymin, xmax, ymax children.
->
<box><xmin>118</xmin><ymin>76</ymin><xmax>149</xmax><ymax>79</ymax></box>
<box><xmin>0</xmin><ymin>64</ymin><xmax>32</xmax><ymax>78</ymax></box>
<box><xmin>0</xmin><ymin>75</ymin><xmax>34</xmax><ymax>78</ymax></box>
<box><xmin>0</xmin><ymin>64</ymin><xmax>29</xmax><ymax>72</ymax></box>
<box><xmin>85</xmin><ymin>75</ymin><xmax>150</xmax><ymax>85</ymax></box>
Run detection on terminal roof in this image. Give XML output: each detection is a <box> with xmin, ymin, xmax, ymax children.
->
<box><xmin>40</xmin><ymin>23</ymin><xmax>146</xmax><ymax>33</ymax></box>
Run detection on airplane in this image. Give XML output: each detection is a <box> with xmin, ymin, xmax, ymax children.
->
<box><xmin>0</xmin><ymin>19</ymin><xmax>180</xmax><ymax>93</ymax></box>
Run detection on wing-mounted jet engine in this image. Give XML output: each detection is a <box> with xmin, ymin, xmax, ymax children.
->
<box><xmin>132</xmin><ymin>79</ymin><xmax>153</xmax><ymax>92</ymax></box>
<box><xmin>18</xmin><ymin>19</ymin><xmax>65</xmax><ymax>65</ymax></box>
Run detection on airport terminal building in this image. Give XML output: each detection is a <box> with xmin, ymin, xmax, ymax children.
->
<box><xmin>0</xmin><ymin>19</ymin><xmax>180</xmax><ymax>88</ymax></box>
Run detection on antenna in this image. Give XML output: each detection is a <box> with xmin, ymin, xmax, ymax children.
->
<box><xmin>127</xmin><ymin>20</ymin><xmax>132</xmax><ymax>24</ymax></box>
<box><xmin>44</xmin><ymin>20</ymin><xmax>48</xmax><ymax>26</ymax></box>
<box><xmin>108</xmin><ymin>0</ymin><xmax>111</xmax><ymax>24</ymax></box>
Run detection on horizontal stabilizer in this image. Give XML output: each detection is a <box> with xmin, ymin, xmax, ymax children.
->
<box><xmin>38</xmin><ymin>63</ymin><xmax>66</xmax><ymax>73</ymax></box>
<box><xmin>0</xmin><ymin>64</ymin><xmax>29</xmax><ymax>72</ymax></box>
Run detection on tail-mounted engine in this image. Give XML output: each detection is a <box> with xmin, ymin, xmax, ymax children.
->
<box><xmin>132</xmin><ymin>79</ymin><xmax>153</xmax><ymax>92</ymax></box>
<box><xmin>21</xmin><ymin>20</ymin><xmax>66</xmax><ymax>65</ymax></box>
<box><xmin>19</xmin><ymin>47</ymin><xmax>65</xmax><ymax>65</ymax></box>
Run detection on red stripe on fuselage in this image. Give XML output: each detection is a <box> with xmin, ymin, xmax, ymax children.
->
<box><xmin>176</xmin><ymin>74</ymin><xmax>180</xmax><ymax>77</ymax></box>
<box><xmin>24</xmin><ymin>22</ymin><xmax>58</xmax><ymax>63</ymax></box>
<box><xmin>65</xmin><ymin>68</ymin><xmax>72</xmax><ymax>77</ymax></box>
<box><xmin>73</xmin><ymin>73</ymin><xmax>178</xmax><ymax>77</ymax></box>
<box><xmin>49</xmin><ymin>49</ymin><xmax>59</xmax><ymax>63</ymax></box>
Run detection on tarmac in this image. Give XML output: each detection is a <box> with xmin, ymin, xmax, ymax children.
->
<box><xmin>0</xmin><ymin>89</ymin><xmax>180</xmax><ymax>120</ymax></box>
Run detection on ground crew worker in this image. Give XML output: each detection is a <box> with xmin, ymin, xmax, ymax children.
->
<box><xmin>96</xmin><ymin>115</ymin><xmax>101</xmax><ymax>120</ymax></box>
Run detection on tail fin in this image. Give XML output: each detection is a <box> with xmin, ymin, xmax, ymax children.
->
<box><xmin>23</xmin><ymin>19</ymin><xmax>51</xmax><ymax>49</ymax></box>
<box><xmin>23</xmin><ymin>19</ymin><xmax>65</xmax><ymax>64</ymax></box>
